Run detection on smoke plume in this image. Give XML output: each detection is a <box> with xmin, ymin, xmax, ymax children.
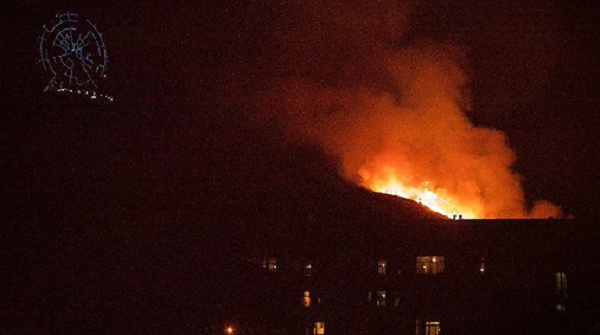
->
<box><xmin>224</xmin><ymin>0</ymin><xmax>561</xmax><ymax>219</ymax></box>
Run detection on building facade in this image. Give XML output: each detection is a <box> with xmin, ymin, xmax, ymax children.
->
<box><xmin>215</xmin><ymin>218</ymin><xmax>600</xmax><ymax>335</ymax></box>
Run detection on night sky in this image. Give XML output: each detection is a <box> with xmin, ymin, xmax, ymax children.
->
<box><xmin>2</xmin><ymin>0</ymin><xmax>599</xmax><ymax>220</ymax></box>
<box><xmin>2</xmin><ymin>0</ymin><xmax>600</xmax><ymax>333</ymax></box>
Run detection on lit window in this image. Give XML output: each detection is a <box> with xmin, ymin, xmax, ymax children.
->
<box><xmin>255</xmin><ymin>257</ymin><xmax>277</xmax><ymax>272</ymax></box>
<box><xmin>426</xmin><ymin>321</ymin><xmax>440</xmax><ymax>335</ymax></box>
<box><xmin>416</xmin><ymin>256</ymin><xmax>445</xmax><ymax>274</ymax></box>
<box><xmin>378</xmin><ymin>260</ymin><xmax>387</xmax><ymax>275</ymax></box>
<box><xmin>376</xmin><ymin>290</ymin><xmax>386</xmax><ymax>307</ymax></box>
<box><xmin>305</xmin><ymin>261</ymin><xmax>313</xmax><ymax>277</ymax></box>
<box><xmin>556</xmin><ymin>272</ymin><xmax>567</xmax><ymax>298</ymax></box>
<box><xmin>556</xmin><ymin>304</ymin><xmax>567</xmax><ymax>312</ymax></box>
<box><xmin>479</xmin><ymin>258</ymin><xmax>485</xmax><ymax>274</ymax></box>
<box><xmin>416</xmin><ymin>320</ymin><xmax>440</xmax><ymax>335</ymax></box>
<box><xmin>314</xmin><ymin>322</ymin><xmax>325</xmax><ymax>335</ymax></box>
<box><xmin>302</xmin><ymin>291</ymin><xmax>311</xmax><ymax>307</ymax></box>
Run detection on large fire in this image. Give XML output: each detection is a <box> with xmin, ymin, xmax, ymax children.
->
<box><xmin>358</xmin><ymin>165</ymin><xmax>479</xmax><ymax>219</ymax></box>
<box><xmin>242</xmin><ymin>2</ymin><xmax>562</xmax><ymax>220</ymax></box>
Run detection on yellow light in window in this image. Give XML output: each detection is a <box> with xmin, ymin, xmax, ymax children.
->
<box><xmin>314</xmin><ymin>322</ymin><xmax>325</xmax><ymax>335</ymax></box>
<box><xmin>303</xmin><ymin>291</ymin><xmax>311</xmax><ymax>307</ymax></box>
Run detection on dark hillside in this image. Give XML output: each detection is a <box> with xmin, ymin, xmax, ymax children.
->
<box><xmin>1</xmin><ymin>96</ymin><xmax>443</xmax><ymax>333</ymax></box>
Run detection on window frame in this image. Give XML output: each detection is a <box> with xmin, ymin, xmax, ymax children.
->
<box><xmin>555</xmin><ymin>272</ymin><xmax>568</xmax><ymax>299</ymax></box>
<box><xmin>377</xmin><ymin>259</ymin><xmax>387</xmax><ymax>275</ymax></box>
<box><xmin>376</xmin><ymin>290</ymin><xmax>386</xmax><ymax>307</ymax></box>
<box><xmin>302</xmin><ymin>290</ymin><xmax>311</xmax><ymax>307</ymax></box>
<box><xmin>314</xmin><ymin>322</ymin><xmax>325</xmax><ymax>335</ymax></box>
<box><xmin>416</xmin><ymin>256</ymin><xmax>445</xmax><ymax>274</ymax></box>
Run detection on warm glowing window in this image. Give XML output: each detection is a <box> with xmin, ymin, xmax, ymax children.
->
<box><xmin>416</xmin><ymin>320</ymin><xmax>440</xmax><ymax>335</ymax></box>
<box><xmin>426</xmin><ymin>321</ymin><xmax>440</xmax><ymax>335</ymax></box>
<box><xmin>556</xmin><ymin>272</ymin><xmax>567</xmax><ymax>298</ymax></box>
<box><xmin>479</xmin><ymin>258</ymin><xmax>485</xmax><ymax>274</ymax></box>
<box><xmin>416</xmin><ymin>256</ymin><xmax>445</xmax><ymax>274</ymax></box>
<box><xmin>314</xmin><ymin>322</ymin><xmax>325</xmax><ymax>335</ymax></box>
<box><xmin>376</xmin><ymin>290</ymin><xmax>386</xmax><ymax>307</ymax></box>
<box><xmin>377</xmin><ymin>260</ymin><xmax>387</xmax><ymax>275</ymax></box>
<box><xmin>302</xmin><ymin>291</ymin><xmax>311</xmax><ymax>307</ymax></box>
<box><xmin>256</xmin><ymin>257</ymin><xmax>277</xmax><ymax>272</ymax></box>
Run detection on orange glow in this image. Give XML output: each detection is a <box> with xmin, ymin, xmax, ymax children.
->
<box><xmin>359</xmin><ymin>166</ymin><xmax>479</xmax><ymax>219</ymax></box>
<box><xmin>226</xmin><ymin>327</ymin><xmax>234</xmax><ymax>334</ymax></box>
<box><xmin>250</xmin><ymin>38</ymin><xmax>562</xmax><ymax>219</ymax></box>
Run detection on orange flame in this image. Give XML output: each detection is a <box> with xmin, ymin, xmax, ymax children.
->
<box><xmin>358</xmin><ymin>166</ymin><xmax>478</xmax><ymax>219</ymax></box>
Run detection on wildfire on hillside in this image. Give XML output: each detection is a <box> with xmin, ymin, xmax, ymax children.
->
<box><xmin>237</xmin><ymin>1</ymin><xmax>563</xmax><ymax>220</ymax></box>
<box><xmin>358</xmin><ymin>167</ymin><xmax>478</xmax><ymax>219</ymax></box>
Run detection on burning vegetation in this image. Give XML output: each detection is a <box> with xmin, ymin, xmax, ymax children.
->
<box><xmin>226</xmin><ymin>1</ymin><xmax>561</xmax><ymax>219</ymax></box>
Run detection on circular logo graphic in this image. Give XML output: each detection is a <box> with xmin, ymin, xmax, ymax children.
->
<box><xmin>39</xmin><ymin>12</ymin><xmax>108</xmax><ymax>94</ymax></box>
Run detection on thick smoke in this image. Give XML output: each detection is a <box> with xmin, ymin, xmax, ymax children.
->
<box><xmin>227</xmin><ymin>1</ymin><xmax>561</xmax><ymax>219</ymax></box>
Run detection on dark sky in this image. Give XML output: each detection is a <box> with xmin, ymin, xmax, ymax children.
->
<box><xmin>413</xmin><ymin>0</ymin><xmax>600</xmax><ymax>219</ymax></box>
<box><xmin>2</xmin><ymin>0</ymin><xmax>600</xmax><ymax>220</ymax></box>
